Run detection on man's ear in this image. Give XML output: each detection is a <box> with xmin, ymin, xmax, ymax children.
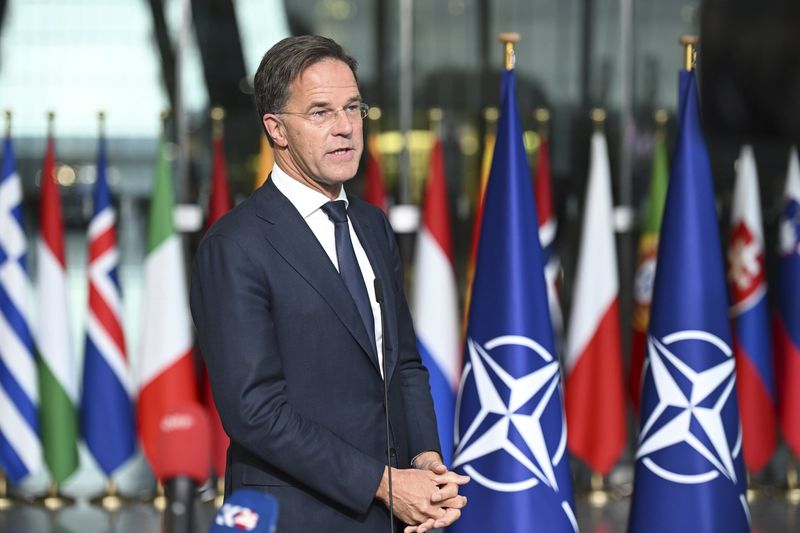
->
<box><xmin>263</xmin><ymin>114</ymin><xmax>288</xmax><ymax>148</ymax></box>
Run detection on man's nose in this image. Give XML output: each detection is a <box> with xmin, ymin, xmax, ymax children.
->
<box><xmin>329</xmin><ymin>108</ymin><xmax>355</xmax><ymax>135</ymax></box>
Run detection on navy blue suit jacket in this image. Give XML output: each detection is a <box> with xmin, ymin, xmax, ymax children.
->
<box><xmin>190</xmin><ymin>178</ymin><xmax>441</xmax><ymax>532</ymax></box>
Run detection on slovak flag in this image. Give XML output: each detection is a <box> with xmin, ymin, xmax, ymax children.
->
<box><xmin>450</xmin><ymin>67</ymin><xmax>576</xmax><ymax>533</ymax></box>
<box><xmin>628</xmin><ymin>69</ymin><xmax>749</xmax><ymax>532</ymax></box>
<box><xmin>727</xmin><ymin>145</ymin><xmax>776</xmax><ymax>472</ymax></box>
<box><xmin>775</xmin><ymin>146</ymin><xmax>800</xmax><ymax>457</ymax></box>
<box><xmin>411</xmin><ymin>138</ymin><xmax>459</xmax><ymax>466</ymax></box>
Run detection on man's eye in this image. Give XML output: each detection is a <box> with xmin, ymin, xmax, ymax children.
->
<box><xmin>311</xmin><ymin>110</ymin><xmax>330</xmax><ymax>120</ymax></box>
<box><xmin>345</xmin><ymin>104</ymin><xmax>361</xmax><ymax>114</ymax></box>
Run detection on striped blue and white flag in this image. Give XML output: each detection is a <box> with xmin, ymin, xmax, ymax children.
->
<box><xmin>0</xmin><ymin>132</ymin><xmax>43</xmax><ymax>483</ymax></box>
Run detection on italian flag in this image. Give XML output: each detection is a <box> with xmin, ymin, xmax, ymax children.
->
<box><xmin>137</xmin><ymin>137</ymin><xmax>198</xmax><ymax>468</ymax></box>
<box><xmin>37</xmin><ymin>130</ymin><xmax>79</xmax><ymax>484</ymax></box>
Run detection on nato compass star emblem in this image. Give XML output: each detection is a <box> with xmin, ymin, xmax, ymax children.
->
<box><xmin>637</xmin><ymin>329</ymin><xmax>749</xmax><ymax>519</ymax></box>
<box><xmin>453</xmin><ymin>335</ymin><xmax>577</xmax><ymax>530</ymax></box>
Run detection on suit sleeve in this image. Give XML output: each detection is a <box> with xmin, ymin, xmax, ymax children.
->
<box><xmin>380</xmin><ymin>215</ymin><xmax>443</xmax><ymax>460</ymax></box>
<box><xmin>190</xmin><ymin>233</ymin><xmax>385</xmax><ymax>514</ymax></box>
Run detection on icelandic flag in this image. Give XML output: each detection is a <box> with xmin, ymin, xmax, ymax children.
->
<box><xmin>775</xmin><ymin>147</ymin><xmax>800</xmax><ymax>456</ymax></box>
<box><xmin>411</xmin><ymin>138</ymin><xmax>459</xmax><ymax>466</ymax></box>
<box><xmin>727</xmin><ymin>145</ymin><xmax>775</xmax><ymax>472</ymax></box>
<box><xmin>450</xmin><ymin>68</ymin><xmax>576</xmax><ymax>533</ymax></box>
<box><xmin>628</xmin><ymin>69</ymin><xmax>749</xmax><ymax>532</ymax></box>
<box><xmin>0</xmin><ymin>132</ymin><xmax>43</xmax><ymax>483</ymax></box>
<box><xmin>80</xmin><ymin>132</ymin><xmax>136</xmax><ymax>475</ymax></box>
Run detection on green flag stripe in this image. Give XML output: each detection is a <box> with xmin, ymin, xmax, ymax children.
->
<box><xmin>643</xmin><ymin>134</ymin><xmax>669</xmax><ymax>234</ymax></box>
<box><xmin>148</xmin><ymin>138</ymin><xmax>177</xmax><ymax>253</ymax></box>
<box><xmin>38</xmin><ymin>357</ymin><xmax>78</xmax><ymax>484</ymax></box>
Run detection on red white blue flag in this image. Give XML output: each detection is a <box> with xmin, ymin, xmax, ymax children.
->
<box><xmin>80</xmin><ymin>131</ymin><xmax>136</xmax><ymax>475</ymax></box>
<box><xmin>727</xmin><ymin>145</ymin><xmax>775</xmax><ymax>472</ymax></box>
<box><xmin>775</xmin><ymin>147</ymin><xmax>800</xmax><ymax>457</ymax></box>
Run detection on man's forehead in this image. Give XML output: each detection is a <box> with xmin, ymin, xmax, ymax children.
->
<box><xmin>291</xmin><ymin>59</ymin><xmax>359</xmax><ymax>99</ymax></box>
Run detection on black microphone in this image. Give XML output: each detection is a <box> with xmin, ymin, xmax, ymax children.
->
<box><xmin>374</xmin><ymin>278</ymin><xmax>394</xmax><ymax>533</ymax></box>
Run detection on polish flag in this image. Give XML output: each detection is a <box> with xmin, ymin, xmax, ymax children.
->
<box><xmin>564</xmin><ymin>131</ymin><xmax>626</xmax><ymax>475</ymax></box>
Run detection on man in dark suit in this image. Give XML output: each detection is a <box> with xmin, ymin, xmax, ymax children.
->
<box><xmin>190</xmin><ymin>35</ymin><xmax>469</xmax><ymax>532</ymax></box>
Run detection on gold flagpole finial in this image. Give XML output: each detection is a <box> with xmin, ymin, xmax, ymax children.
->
<box><xmin>534</xmin><ymin>107</ymin><xmax>550</xmax><ymax>139</ymax></box>
<box><xmin>484</xmin><ymin>107</ymin><xmax>499</xmax><ymax>124</ymax></box>
<box><xmin>46</xmin><ymin>111</ymin><xmax>55</xmax><ymax>136</ymax></box>
<box><xmin>4</xmin><ymin>110</ymin><xmax>10</xmax><ymax>137</ymax></box>
<box><xmin>98</xmin><ymin>111</ymin><xmax>106</xmax><ymax>137</ymax></box>
<box><xmin>590</xmin><ymin>108</ymin><xmax>606</xmax><ymax>133</ymax></box>
<box><xmin>429</xmin><ymin>107</ymin><xmax>444</xmax><ymax>138</ymax></box>
<box><xmin>367</xmin><ymin>106</ymin><xmax>382</xmax><ymax>123</ymax></box>
<box><xmin>654</xmin><ymin>108</ymin><xmax>668</xmax><ymax>140</ymax></box>
<box><xmin>679</xmin><ymin>35</ymin><xmax>699</xmax><ymax>71</ymax></box>
<box><xmin>498</xmin><ymin>32</ymin><xmax>521</xmax><ymax>71</ymax></box>
<box><xmin>211</xmin><ymin>106</ymin><xmax>225</xmax><ymax>139</ymax></box>
<box><xmin>160</xmin><ymin>110</ymin><xmax>170</xmax><ymax>136</ymax></box>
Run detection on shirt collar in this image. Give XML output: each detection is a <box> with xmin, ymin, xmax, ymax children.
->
<box><xmin>271</xmin><ymin>163</ymin><xmax>349</xmax><ymax>220</ymax></box>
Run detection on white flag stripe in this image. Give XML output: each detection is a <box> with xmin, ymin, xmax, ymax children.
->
<box><xmin>0</xmin><ymin>182</ymin><xmax>27</xmax><ymax>258</ymax></box>
<box><xmin>138</xmin><ymin>234</ymin><xmax>193</xmax><ymax>387</ymax></box>
<box><xmin>87</xmin><ymin>314</ymin><xmax>133</xmax><ymax>396</ymax></box>
<box><xmin>731</xmin><ymin>146</ymin><xmax>764</xmax><ymax>242</ymax></box>
<box><xmin>0</xmin><ymin>261</ymin><xmax>33</xmax><ymax>318</ymax></box>
<box><xmin>0</xmin><ymin>310</ymin><xmax>38</xmax><ymax>400</ymax></box>
<box><xmin>36</xmin><ymin>240</ymin><xmax>77</xmax><ymax>403</ymax></box>
<box><xmin>413</xmin><ymin>229</ymin><xmax>460</xmax><ymax>386</ymax></box>
<box><xmin>87</xmin><ymin>207</ymin><xmax>115</xmax><ymax>238</ymax></box>
<box><xmin>565</xmin><ymin>132</ymin><xmax>619</xmax><ymax>371</ymax></box>
<box><xmin>90</xmin><ymin>250</ymin><xmax>123</xmax><ymax>314</ymax></box>
<box><xmin>0</xmin><ymin>385</ymin><xmax>42</xmax><ymax>470</ymax></box>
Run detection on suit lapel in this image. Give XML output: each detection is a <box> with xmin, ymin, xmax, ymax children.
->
<box><xmin>254</xmin><ymin>179</ymin><xmax>380</xmax><ymax>372</ymax></box>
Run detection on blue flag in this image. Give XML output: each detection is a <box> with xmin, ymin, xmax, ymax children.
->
<box><xmin>450</xmin><ymin>69</ymin><xmax>576</xmax><ymax>533</ymax></box>
<box><xmin>628</xmin><ymin>70</ymin><xmax>750</xmax><ymax>532</ymax></box>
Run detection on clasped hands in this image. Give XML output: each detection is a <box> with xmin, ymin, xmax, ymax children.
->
<box><xmin>376</xmin><ymin>452</ymin><xmax>470</xmax><ymax>532</ymax></box>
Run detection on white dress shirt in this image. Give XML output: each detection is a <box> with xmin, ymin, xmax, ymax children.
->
<box><xmin>271</xmin><ymin>164</ymin><xmax>384</xmax><ymax>376</ymax></box>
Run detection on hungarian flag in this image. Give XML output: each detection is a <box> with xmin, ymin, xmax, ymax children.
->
<box><xmin>775</xmin><ymin>146</ymin><xmax>800</xmax><ymax>457</ymax></box>
<box><xmin>137</xmin><ymin>136</ymin><xmax>198</xmax><ymax>468</ymax></box>
<box><xmin>727</xmin><ymin>145</ymin><xmax>775</xmax><ymax>472</ymax></box>
<box><xmin>201</xmin><ymin>131</ymin><xmax>232</xmax><ymax>478</ymax></box>
<box><xmin>37</xmin><ymin>129</ymin><xmax>79</xmax><ymax>484</ymax></box>
<box><xmin>450</xmin><ymin>67</ymin><xmax>576</xmax><ymax>533</ymax></box>
<box><xmin>0</xmin><ymin>130</ymin><xmax>43</xmax><ymax>483</ymax></box>
<box><xmin>628</xmin><ymin>69</ymin><xmax>749</xmax><ymax>533</ymax></box>
<box><xmin>411</xmin><ymin>138</ymin><xmax>459</xmax><ymax>466</ymax></box>
<box><xmin>533</xmin><ymin>137</ymin><xmax>563</xmax><ymax>344</ymax></box>
<box><xmin>362</xmin><ymin>134</ymin><xmax>387</xmax><ymax>212</ymax></box>
<box><xmin>630</xmin><ymin>128</ymin><xmax>669</xmax><ymax>414</ymax></box>
<box><xmin>80</xmin><ymin>128</ymin><xmax>137</xmax><ymax>475</ymax></box>
<box><xmin>564</xmin><ymin>130</ymin><xmax>626</xmax><ymax>475</ymax></box>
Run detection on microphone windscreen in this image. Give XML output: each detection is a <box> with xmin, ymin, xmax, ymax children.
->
<box><xmin>155</xmin><ymin>401</ymin><xmax>211</xmax><ymax>484</ymax></box>
<box><xmin>210</xmin><ymin>489</ymin><xmax>279</xmax><ymax>533</ymax></box>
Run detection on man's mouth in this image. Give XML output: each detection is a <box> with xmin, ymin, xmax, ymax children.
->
<box><xmin>328</xmin><ymin>147</ymin><xmax>353</xmax><ymax>156</ymax></box>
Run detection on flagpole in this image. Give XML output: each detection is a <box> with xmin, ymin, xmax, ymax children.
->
<box><xmin>4</xmin><ymin>109</ymin><xmax>10</xmax><ymax>138</ymax></box>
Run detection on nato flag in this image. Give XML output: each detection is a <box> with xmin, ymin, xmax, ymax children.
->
<box><xmin>628</xmin><ymin>70</ymin><xmax>750</xmax><ymax>532</ymax></box>
<box><xmin>450</xmin><ymin>68</ymin><xmax>576</xmax><ymax>533</ymax></box>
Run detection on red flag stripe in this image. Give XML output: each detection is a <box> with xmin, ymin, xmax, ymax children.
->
<box><xmin>422</xmin><ymin>141</ymin><xmax>454</xmax><ymax>263</ymax></box>
<box><xmin>40</xmin><ymin>137</ymin><xmax>65</xmax><ymax>267</ymax></box>
<box><xmin>565</xmin><ymin>300</ymin><xmax>626</xmax><ymax>474</ymax></box>
<box><xmin>88</xmin><ymin>282</ymin><xmax>127</xmax><ymax>358</ymax></box>
<box><xmin>88</xmin><ymin>225</ymin><xmax>116</xmax><ymax>263</ymax></box>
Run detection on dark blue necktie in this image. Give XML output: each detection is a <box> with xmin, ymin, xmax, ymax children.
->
<box><xmin>321</xmin><ymin>201</ymin><xmax>376</xmax><ymax>351</ymax></box>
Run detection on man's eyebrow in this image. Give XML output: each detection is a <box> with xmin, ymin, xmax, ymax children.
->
<box><xmin>305</xmin><ymin>95</ymin><xmax>362</xmax><ymax>110</ymax></box>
